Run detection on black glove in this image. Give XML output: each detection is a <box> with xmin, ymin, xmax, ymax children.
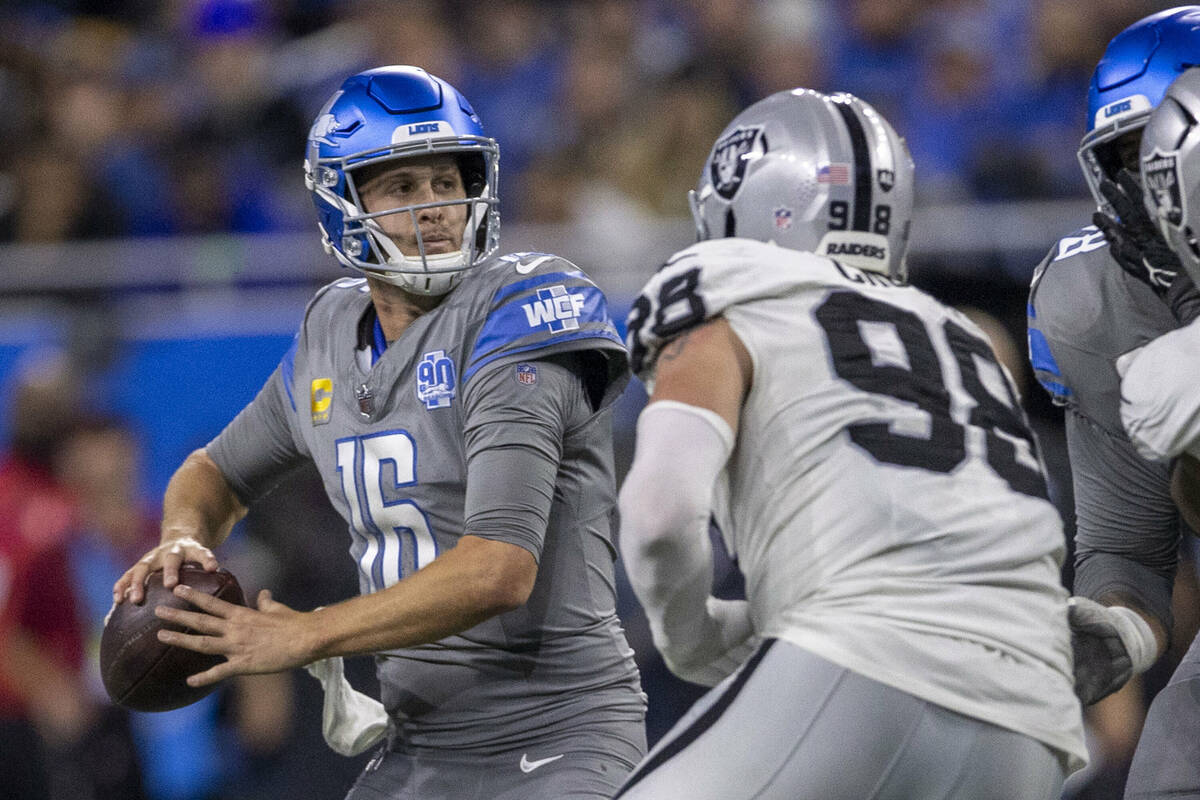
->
<box><xmin>1093</xmin><ymin>168</ymin><xmax>1200</xmax><ymax>325</ymax></box>
<box><xmin>1067</xmin><ymin>596</ymin><xmax>1157</xmax><ymax>706</ymax></box>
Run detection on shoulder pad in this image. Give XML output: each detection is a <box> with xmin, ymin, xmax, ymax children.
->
<box><xmin>462</xmin><ymin>252</ymin><xmax>626</xmax><ymax>383</ymax></box>
<box><xmin>1047</xmin><ymin>225</ymin><xmax>1108</xmax><ymax>265</ymax></box>
<box><xmin>1027</xmin><ymin>225</ymin><xmax>1178</xmax><ymax>429</ymax></box>
<box><xmin>1027</xmin><ymin>228</ymin><xmax>1113</xmax><ymax>403</ymax></box>
<box><xmin>626</xmin><ymin>238</ymin><xmax>841</xmax><ymax>378</ymax></box>
<box><xmin>282</xmin><ymin>278</ymin><xmax>370</xmax><ymax>412</ymax></box>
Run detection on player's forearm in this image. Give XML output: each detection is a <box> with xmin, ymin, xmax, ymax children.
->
<box><xmin>161</xmin><ymin>448</ymin><xmax>247</xmax><ymax>548</ymax></box>
<box><xmin>304</xmin><ymin>535</ymin><xmax>536</xmax><ymax>659</ymax></box>
<box><xmin>619</xmin><ymin>401</ymin><xmax>751</xmax><ymax>683</ymax></box>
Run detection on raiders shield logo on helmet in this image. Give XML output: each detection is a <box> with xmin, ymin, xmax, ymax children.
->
<box><xmin>711</xmin><ymin>126</ymin><xmax>766</xmax><ymax>200</ymax></box>
<box><xmin>877</xmin><ymin>169</ymin><xmax>895</xmax><ymax>193</ymax></box>
<box><xmin>1143</xmin><ymin>148</ymin><xmax>1184</xmax><ymax>227</ymax></box>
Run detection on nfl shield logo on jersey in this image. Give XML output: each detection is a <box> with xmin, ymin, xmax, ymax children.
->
<box><xmin>416</xmin><ymin>350</ymin><xmax>456</xmax><ymax>409</ymax></box>
<box><xmin>514</xmin><ymin>363</ymin><xmax>538</xmax><ymax>385</ymax></box>
<box><xmin>711</xmin><ymin>125</ymin><xmax>765</xmax><ymax>199</ymax></box>
<box><xmin>1143</xmin><ymin>149</ymin><xmax>1184</xmax><ymax>226</ymax></box>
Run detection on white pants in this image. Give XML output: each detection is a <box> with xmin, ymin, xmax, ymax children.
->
<box><xmin>615</xmin><ymin>639</ymin><xmax>1067</xmax><ymax>800</ymax></box>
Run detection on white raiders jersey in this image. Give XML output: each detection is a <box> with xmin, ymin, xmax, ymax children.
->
<box><xmin>626</xmin><ymin>237</ymin><xmax>1086</xmax><ymax>768</ymax></box>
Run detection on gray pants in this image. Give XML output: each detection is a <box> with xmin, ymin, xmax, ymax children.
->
<box><xmin>615</xmin><ymin>639</ymin><xmax>1067</xmax><ymax>800</ymax></box>
<box><xmin>1125</xmin><ymin>630</ymin><xmax>1200</xmax><ymax>799</ymax></box>
<box><xmin>344</xmin><ymin>722</ymin><xmax>645</xmax><ymax>800</ymax></box>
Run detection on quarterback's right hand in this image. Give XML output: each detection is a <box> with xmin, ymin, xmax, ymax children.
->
<box><xmin>113</xmin><ymin>537</ymin><xmax>220</xmax><ymax>605</ymax></box>
<box><xmin>1067</xmin><ymin>596</ymin><xmax>1158</xmax><ymax>705</ymax></box>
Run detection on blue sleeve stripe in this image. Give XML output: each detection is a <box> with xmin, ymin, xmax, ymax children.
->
<box><xmin>463</xmin><ymin>327</ymin><xmax>625</xmax><ymax>383</ymax></box>
<box><xmin>490</xmin><ymin>270</ymin><xmax>588</xmax><ymax>308</ymax></box>
<box><xmin>1027</xmin><ymin>327</ymin><xmax>1073</xmax><ymax>398</ymax></box>
<box><xmin>1026</xmin><ymin>301</ymin><xmax>1036</xmax><ymax>321</ymax></box>
<box><xmin>280</xmin><ymin>335</ymin><xmax>298</xmax><ymax>412</ymax></box>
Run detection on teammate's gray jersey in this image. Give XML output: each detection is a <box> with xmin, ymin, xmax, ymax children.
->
<box><xmin>1028</xmin><ymin>226</ymin><xmax>1185</xmax><ymax>627</ymax></box>
<box><xmin>208</xmin><ymin>252</ymin><xmax>645</xmax><ymax>750</ymax></box>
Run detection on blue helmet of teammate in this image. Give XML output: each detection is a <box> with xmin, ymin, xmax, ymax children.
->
<box><xmin>304</xmin><ymin>66</ymin><xmax>500</xmax><ymax>295</ymax></box>
<box><xmin>1079</xmin><ymin>6</ymin><xmax>1200</xmax><ymax>213</ymax></box>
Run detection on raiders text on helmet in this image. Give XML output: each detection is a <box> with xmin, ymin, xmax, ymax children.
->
<box><xmin>689</xmin><ymin>88</ymin><xmax>914</xmax><ymax>281</ymax></box>
<box><xmin>304</xmin><ymin>66</ymin><xmax>500</xmax><ymax>296</ymax></box>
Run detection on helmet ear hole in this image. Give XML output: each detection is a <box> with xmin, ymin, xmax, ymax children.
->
<box><xmin>458</xmin><ymin>153</ymin><xmax>487</xmax><ymax>198</ymax></box>
<box><xmin>725</xmin><ymin>208</ymin><xmax>737</xmax><ymax>237</ymax></box>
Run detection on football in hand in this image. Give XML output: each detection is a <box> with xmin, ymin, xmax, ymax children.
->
<box><xmin>101</xmin><ymin>563</ymin><xmax>245</xmax><ymax>712</ymax></box>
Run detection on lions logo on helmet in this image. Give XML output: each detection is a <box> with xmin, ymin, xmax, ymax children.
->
<box><xmin>710</xmin><ymin>126</ymin><xmax>766</xmax><ymax>200</ymax></box>
<box><xmin>309</xmin><ymin>111</ymin><xmax>343</xmax><ymax>147</ymax></box>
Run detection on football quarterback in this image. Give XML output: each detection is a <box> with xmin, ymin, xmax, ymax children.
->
<box><xmin>113</xmin><ymin>66</ymin><xmax>647</xmax><ymax>800</ymax></box>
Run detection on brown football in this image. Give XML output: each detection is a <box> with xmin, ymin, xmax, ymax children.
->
<box><xmin>100</xmin><ymin>563</ymin><xmax>245</xmax><ymax>712</ymax></box>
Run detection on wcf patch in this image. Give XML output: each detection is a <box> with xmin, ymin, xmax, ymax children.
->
<box><xmin>522</xmin><ymin>285</ymin><xmax>586</xmax><ymax>332</ymax></box>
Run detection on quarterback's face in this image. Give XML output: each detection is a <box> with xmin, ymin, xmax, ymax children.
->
<box><xmin>357</xmin><ymin>154</ymin><xmax>468</xmax><ymax>256</ymax></box>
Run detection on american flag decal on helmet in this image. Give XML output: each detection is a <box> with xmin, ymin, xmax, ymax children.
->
<box><xmin>817</xmin><ymin>163</ymin><xmax>850</xmax><ymax>184</ymax></box>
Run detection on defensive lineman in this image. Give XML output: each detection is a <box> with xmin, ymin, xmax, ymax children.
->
<box><xmin>615</xmin><ymin>88</ymin><xmax>1085</xmax><ymax>799</ymax></box>
<box><xmin>112</xmin><ymin>66</ymin><xmax>646</xmax><ymax>799</ymax></box>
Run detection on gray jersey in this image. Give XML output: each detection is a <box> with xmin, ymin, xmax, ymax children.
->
<box><xmin>208</xmin><ymin>252</ymin><xmax>645</xmax><ymax>750</ymax></box>
<box><xmin>1027</xmin><ymin>225</ymin><xmax>1184</xmax><ymax>627</ymax></box>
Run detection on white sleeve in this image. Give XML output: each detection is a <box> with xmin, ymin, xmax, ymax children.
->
<box><xmin>1118</xmin><ymin>319</ymin><xmax>1200</xmax><ymax>461</ymax></box>
<box><xmin>618</xmin><ymin>400</ymin><xmax>760</xmax><ymax>686</ymax></box>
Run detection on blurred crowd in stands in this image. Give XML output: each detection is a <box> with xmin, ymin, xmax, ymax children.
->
<box><xmin>0</xmin><ymin>0</ymin><xmax>1170</xmax><ymax>245</ymax></box>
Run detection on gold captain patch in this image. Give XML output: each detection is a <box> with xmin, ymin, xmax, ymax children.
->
<box><xmin>311</xmin><ymin>378</ymin><xmax>333</xmax><ymax>425</ymax></box>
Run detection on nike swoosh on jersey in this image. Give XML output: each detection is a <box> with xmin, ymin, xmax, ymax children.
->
<box><xmin>516</xmin><ymin>255</ymin><xmax>555</xmax><ymax>274</ymax></box>
<box><xmin>519</xmin><ymin>753</ymin><xmax>565</xmax><ymax>773</ymax></box>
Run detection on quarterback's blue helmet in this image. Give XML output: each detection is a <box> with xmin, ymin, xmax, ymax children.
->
<box><xmin>304</xmin><ymin>66</ymin><xmax>500</xmax><ymax>295</ymax></box>
<box><xmin>1079</xmin><ymin>7</ymin><xmax>1200</xmax><ymax>211</ymax></box>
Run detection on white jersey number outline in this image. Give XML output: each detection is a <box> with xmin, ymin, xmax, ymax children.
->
<box><xmin>336</xmin><ymin>430</ymin><xmax>438</xmax><ymax>591</ymax></box>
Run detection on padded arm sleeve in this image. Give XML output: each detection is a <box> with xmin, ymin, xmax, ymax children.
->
<box><xmin>462</xmin><ymin>355</ymin><xmax>589</xmax><ymax>561</ymax></box>
<box><xmin>1120</xmin><ymin>319</ymin><xmax>1200</xmax><ymax>461</ymax></box>
<box><xmin>1067</xmin><ymin>407</ymin><xmax>1180</xmax><ymax>633</ymax></box>
<box><xmin>207</xmin><ymin>366</ymin><xmax>308</xmax><ymax>505</ymax></box>
<box><xmin>618</xmin><ymin>400</ymin><xmax>759</xmax><ymax>686</ymax></box>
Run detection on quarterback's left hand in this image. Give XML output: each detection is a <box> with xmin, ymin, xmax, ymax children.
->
<box><xmin>1094</xmin><ymin>169</ymin><xmax>1200</xmax><ymax>325</ymax></box>
<box><xmin>155</xmin><ymin>586</ymin><xmax>314</xmax><ymax>686</ymax></box>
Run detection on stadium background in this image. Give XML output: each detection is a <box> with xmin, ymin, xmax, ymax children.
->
<box><xmin>0</xmin><ymin>1</ymin><xmax>1188</xmax><ymax>798</ymax></box>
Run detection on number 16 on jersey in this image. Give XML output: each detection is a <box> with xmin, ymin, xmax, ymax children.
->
<box><xmin>336</xmin><ymin>430</ymin><xmax>439</xmax><ymax>591</ymax></box>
